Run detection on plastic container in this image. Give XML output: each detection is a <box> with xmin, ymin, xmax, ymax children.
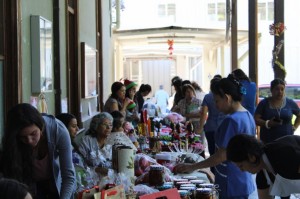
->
<box><xmin>155</xmin><ymin>153</ymin><xmax>171</xmax><ymax>165</ymax></box>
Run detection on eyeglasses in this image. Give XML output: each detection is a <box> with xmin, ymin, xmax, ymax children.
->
<box><xmin>100</xmin><ymin>123</ymin><xmax>113</xmax><ymax>129</ymax></box>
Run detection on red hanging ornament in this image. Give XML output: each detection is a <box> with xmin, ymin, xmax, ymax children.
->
<box><xmin>167</xmin><ymin>39</ymin><xmax>174</xmax><ymax>57</ymax></box>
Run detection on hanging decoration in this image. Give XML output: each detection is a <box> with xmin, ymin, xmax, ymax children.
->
<box><xmin>37</xmin><ymin>93</ymin><xmax>48</xmax><ymax>113</ymax></box>
<box><xmin>269</xmin><ymin>22</ymin><xmax>286</xmax><ymax>36</ymax></box>
<box><xmin>270</xmin><ymin>22</ymin><xmax>287</xmax><ymax>77</ymax></box>
<box><xmin>167</xmin><ymin>39</ymin><xmax>174</xmax><ymax>58</ymax></box>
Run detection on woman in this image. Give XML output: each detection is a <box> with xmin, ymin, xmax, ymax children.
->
<box><xmin>232</xmin><ymin>68</ymin><xmax>257</xmax><ymax>115</ymax></box>
<box><xmin>124</xmin><ymin>79</ymin><xmax>139</xmax><ymax>125</ymax></box>
<box><xmin>174</xmin><ymin>84</ymin><xmax>203</xmax><ymax>138</ymax></box>
<box><xmin>134</xmin><ymin>84</ymin><xmax>152</xmax><ymax>113</ymax></box>
<box><xmin>103</xmin><ymin>81</ymin><xmax>131</xmax><ymax>116</ymax></box>
<box><xmin>227</xmin><ymin>134</ymin><xmax>300</xmax><ymax>199</ymax></box>
<box><xmin>56</xmin><ymin>113</ymin><xmax>79</xmax><ymax>144</ymax></box>
<box><xmin>191</xmin><ymin>81</ymin><xmax>206</xmax><ymax>102</ymax></box>
<box><xmin>106</xmin><ymin>111</ymin><xmax>137</xmax><ymax>150</ymax></box>
<box><xmin>174</xmin><ymin>75</ymin><xmax>256</xmax><ymax>199</ymax></box>
<box><xmin>170</xmin><ymin>76</ymin><xmax>184</xmax><ymax>111</ymax></box>
<box><xmin>255</xmin><ymin>78</ymin><xmax>300</xmax><ymax>143</ymax></box>
<box><xmin>78</xmin><ymin>112</ymin><xmax>113</xmax><ymax>169</ymax></box>
<box><xmin>199</xmin><ymin>77</ymin><xmax>225</xmax><ymax>164</ymax></box>
<box><xmin>0</xmin><ymin>103</ymin><xmax>75</xmax><ymax>199</ymax></box>
<box><xmin>56</xmin><ymin>113</ymin><xmax>85</xmax><ymax>168</ymax></box>
<box><xmin>0</xmin><ymin>178</ymin><xmax>33</xmax><ymax>199</ymax></box>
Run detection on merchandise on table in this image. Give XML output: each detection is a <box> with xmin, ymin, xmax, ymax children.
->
<box><xmin>195</xmin><ymin>188</ymin><xmax>215</xmax><ymax>199</ymax></box>
<box><xmin>178</xmin><ymin>190</ymin><xmax>190</xmax><ymax>199</ymax></box>
<box><xmin>149</xmin><ymin>165</ymin><xmax>165</xmax><ymax>186</ymax></box>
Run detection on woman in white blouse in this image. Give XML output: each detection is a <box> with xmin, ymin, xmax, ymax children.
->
<box><xmin>78</xmin><ymin>112</ymin><xmax>114</xmax><ymax>169</ymax></box>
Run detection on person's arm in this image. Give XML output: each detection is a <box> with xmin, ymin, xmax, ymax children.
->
<box><xmin>293</xmin><ymin>113</ymin><xmax>300</xmax><ymax>132</ymax></box>
<box><xmin>174</xmin><ymin>147</ymin><xmax>227</xmax><ymax>173</ymax></box>
<box><xmin>199</xmin><ymin>106</ymin><xmax>208</xmax><ymax>133</ymax></box>
<box><xmin>56</xmin><ymin>121</ymin><xmax>76</xmax><ymax>199</ymax></box>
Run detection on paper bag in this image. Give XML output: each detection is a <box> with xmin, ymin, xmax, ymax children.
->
<box><xmin>139</xmin><ymin>188</ymin><xmax>180</xmax><ymax>199</ymax></box>
<box><xmin>99</xmin><ymin>185</ymin><xmax>126</xmax><ymax>199</ymax></box>
<box><xmin>78</xmin><ymin>186</ymin><xmax>100</xmax><ymax>199</ymax></box>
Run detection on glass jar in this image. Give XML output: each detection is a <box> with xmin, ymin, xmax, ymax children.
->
<box><xmin>149</xmin><ymin>165</ymin><xmax>164</xmax><ymax>186</ymax></box>
<box><xmin>178</xmin><ymin>190</ymin><xmax>190</xmax><ymax>199</ymax></box>
<box><xmin>195</xmin><ymin>188</ymin><xmax>213</xmax><ymax>199</ymax></box>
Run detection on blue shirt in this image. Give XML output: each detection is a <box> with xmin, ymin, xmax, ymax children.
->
<box><xmin>255</xmin><ymin>97</ymin><xmax>300</xmax><ymax>143</ymax></box>
<box><xmin>215</xmin><ymin>110</ymin><xmax>256</xmax><ymax>198</ymax></box>
<box><xmin>201</xmin><ymin>92</ymin><xmax>225</xmax><ymax>132</ymax></box>
<box><xmin>241</xmin><ymin>80</ymin><xmax>257</xmax><ymax>115</ymax></box>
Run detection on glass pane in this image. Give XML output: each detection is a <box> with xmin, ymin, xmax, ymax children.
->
<box><xmin>258</xmin><ymin>3</ymin><xmax>266</xmax><ymax>20</ymax></box>
<box><xmin>208</xmin><ymin>3</ymin><xmax>215</xmax><ymax>15</ymax></box>
<box><xmin>217</xmin><ymin>2</ymin><xmax>225</xmax><ymax>21</ymax></box>
<box><xmin>267</xmin><ymin>2</ymin><xmax>274</xmax><ymax>21</ymax></box>
<box><xmin>158</xmin><ymin>4</ymin><xmax>165</xmax><ymax>17</ymax></box>
<box><xmin>167</xmin><ymin>4</ymin><xmax>176</xmax><ymax>16</ymax></box>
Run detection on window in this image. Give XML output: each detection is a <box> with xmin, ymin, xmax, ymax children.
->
<box><xmin>207</xmin><ymin>2</ymin><xmax>225</xmax><ymax>22</ymax></box>
<box><xmin>217</xmin><ymin>2</ymin><xmax>225</xmax><ymax>21</ymax></box>
<box><xmin>158</xmin><ymin>3</ymin><xmax>176</xmax><ymax>22</ymax></box>
<box><xmin>258</xmin><ymin>1</ymin><xmax>274</xmax><ymax>21</ymax></box>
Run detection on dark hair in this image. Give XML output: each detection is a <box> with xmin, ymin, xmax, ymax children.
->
<box><xmin>111</xmin><ymin>81</ymin><xmax>125</xmax><ymax>99</ymax></box>
<box><xmin>227</xmin><ymin>134</ymin><xmax>264</xmax><ymax>165</ymax></box>
<box><xmin>172</xmin><ymin>76</ymin><xmax>182</xmax><ymax>88</ymax></box>
<box><xmin>56</xmin><ymin>113</ymin><xmax>76</xmax><ymax>129</ymax></box>
<box><xmin>110</xmin><ymin>111</ymin><xmax>124</xmax><ymax>130</ymax></box>
<box><xmin>270</xmin><ymin>78</ymin><xmax>285</xmax><ymax>91</ymax></box>
<box><xmin>211</xmin><ymin>74</ymin><xmax>244</xmax><ymax>101</ymax></box>
<box><xmin>210</xmin><ymin>77</ymin><xmax>221</xmax><ymax>92</ymax></box>
<box><xmin>182</xmin><ymin>84</ymin><xmax>196</xmax><ymax>96</ymax></box>
<box><xmin>138</xmin><ymin>84</ymin><xmax>152</xmax><ymax>93</ymax></box>
<box><xmin>171</xmin><ymin>76</ymin><xmax>182</xmax><ymax>85</ymax></box>
<box><xmin>1</xmin><ymin>103</ymin><xmax>45</xmax><ymax>183</ymax></box>
<box><xmin>232</xmin><ymin>68</ymin><xmax>251</xmax><ymax>82</ymax></box>
<box><xmin>182</xmin><ymin>80</ymin><xmax>192</xmax><ymax>86</ymax></box>
<box><xmin>0</xmin><ymin>178</ymin><xmax>30</xmax><ymax>199</ymax></box>
<box><xmin>191</xmin><ymin>81</ymin><xmax>203</xmax><ymax>92</ymax></box>
<box><xmin>213</xmin><ymin>74</ymin><xmax>222</xmax><ymax>79</ymax></box>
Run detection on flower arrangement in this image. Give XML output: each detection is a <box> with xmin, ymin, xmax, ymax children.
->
<box><xmin>269</xmin><ymin>22</ymin><xmax>286</xmax><ymax>36</ymax></box>
<box><xmin>270</xmin><ymin>22</ymin><xmax>286</xmax><ymax>77</ymax></box>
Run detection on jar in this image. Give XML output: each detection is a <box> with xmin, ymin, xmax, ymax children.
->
<box><xmin>195</xmin><ymin>188</ymin><xmax>213</xmax><ymax>199</ymax></box>
<box><xmin>156</xmin><ymin>183</ymin><xmax>173</xmax><ymax>191</ymax></box>
<box><xmin>180</xmin><ymin>187</ymin><xmax>196</xmax><ymax>199</ymax></box>
<box><xmin>182</xmin><ymin>176</ymin><xmax>198</xmax><ymax>180</ymax></box>
<box><xmin>198</xmin><ymin>183</ymin><xmax>214</xmax><ymax>189</ymax></box>
<box><xmin>149</xmin><ymin>165</ymin><xmax>164</xmax><ymax>186</ymax></box>
<box><xmin>175</xmin><ymin>181</ymin><xmax>190</xmax><ymax>189</ymax></box>
<box><xmin>180</xmin><ymin>183</ymin><xmax>196</xmax><ymax>189</ymax></box>
<box><xmin>178</xmin><ymin>190</ymin><xmax>190</xmax><ymax>199</ymax></box>
<box><xmin>190</xmin><ymin>180</ymin><xmax>205</xmax><ymax>188</ymax></box>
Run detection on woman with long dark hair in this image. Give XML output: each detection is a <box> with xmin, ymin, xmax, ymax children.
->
<box><xmin>104</xmin><ymin>81</ymin><xmax>131</xmax><ymax>116</ymax></box>
<box><xmin>174</xmin><ymin>74</ymin><xmax>256</xmax><ymax>199</ymax></box>
<box><xmin>0</xmin><ymin>103</ymin><xmax>75</xmax><ymax>199</ymax></box>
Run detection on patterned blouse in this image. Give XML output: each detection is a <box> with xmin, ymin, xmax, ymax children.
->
<box><xmin>78</xmin><ymin>135</ymin><xmax>112</xmax><ymax>168</ymax></box>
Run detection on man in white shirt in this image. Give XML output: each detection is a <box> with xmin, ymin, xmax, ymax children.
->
<box><xmin>155</xmin><ymin>85</ymin><xmax>169</xmax><ymax>114</ymax></box>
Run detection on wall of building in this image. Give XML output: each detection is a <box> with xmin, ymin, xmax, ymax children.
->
<box><xmin>101</xmin><ymin>0</ymin><xmax>115</xmax><ymax>103</ymax></box>
<box><xmin>21</xmin><ymin>0</ymin><xmax>55</xmax><ymax>113</ymax></box>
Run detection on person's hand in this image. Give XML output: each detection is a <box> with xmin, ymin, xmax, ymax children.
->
<box><xmin>173</xmin><ymin>163</ymin><xmax>194</xmax><ymax>174</ymax></box>
<box><xmin>123</xmin><ymin>98</ymin><xmax>131</xmax><ymax>107</ymax></box>
<box><xmin>269</xmin><ymin>117</ymin><xmax>283</xmax><ymax>127</ymax></box>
